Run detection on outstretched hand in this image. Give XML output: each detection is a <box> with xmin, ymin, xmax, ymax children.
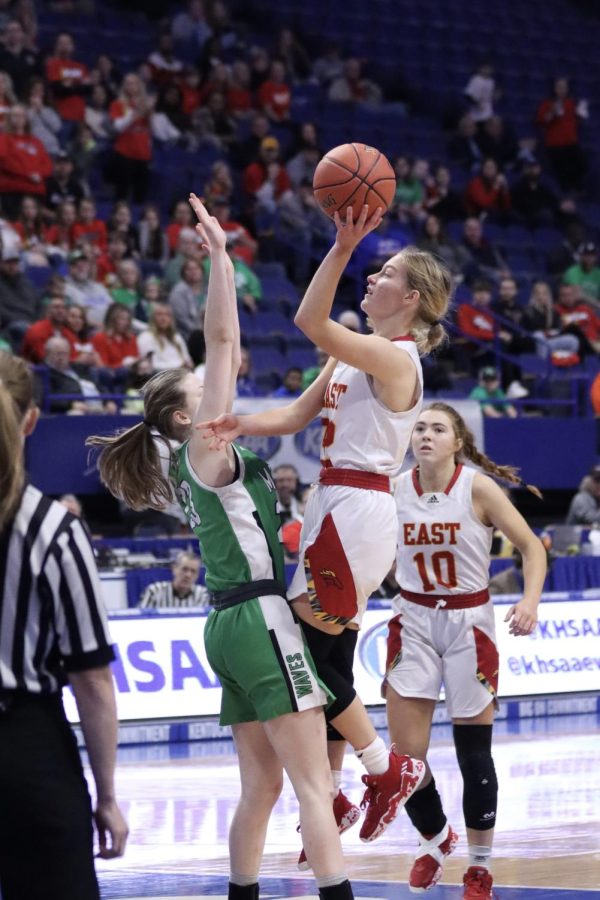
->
<box><xmin>504</xmin><ymin>598</ymin><xmax>538</xmax><ymax>636</ymax></box>
<box><xmin>333</xmin><ymin>204</ymin><xmax>384</xmax><ymax>253</ymax></box>
<box><xmin>189</xmin><ymin>193</ymin><xmax>227</xmax><ymax>254</ymax></box>
<box><xmin>195</xmin><ymin>413</ymin><xmax>242</xmax><ymax>450</ymax></box>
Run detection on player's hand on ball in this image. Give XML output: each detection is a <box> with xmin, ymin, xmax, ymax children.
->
<box><xmin>334</xmin><ymin>204</ymin><xmax>384</xmax><ymax>252</ymax></box>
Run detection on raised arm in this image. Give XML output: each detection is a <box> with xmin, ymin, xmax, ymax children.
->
<box><xmin>294</xmin><ymin>205</ymin><xmax>415</xmax><ymax>387</ymax></box>
<box><xmin>187</xmin><ymin>194</ymin><xmax>239</xmax><ymax>482</ymax></box>
<box><xmin>473</xmin><ymin>473</ymin><xmax>546</xmax><ymax>635</ymax></box>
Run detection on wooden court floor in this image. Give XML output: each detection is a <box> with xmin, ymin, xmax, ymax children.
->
<box><xmin>96</xmin><ymin>712</ymin><xmax>600</xmax><ymax>899</ymax></box>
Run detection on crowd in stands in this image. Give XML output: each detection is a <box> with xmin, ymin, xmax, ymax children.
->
<box><xmin>1</xmin><ymin>0</ymin><xmax>600</xmax><ymax>429</ymax></box>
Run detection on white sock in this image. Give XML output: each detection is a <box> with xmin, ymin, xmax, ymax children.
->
<box><xmin>468</xmin><ymin>845</ymin><xmax>492</xmax><ymax>870</ymax></box>
<box><xmin>331</xmin><ymin>769</ymin><xmax>342</xmax><ymax>795</ymax></box>
<box><xmin>355</xmin><ymin>736</ymin><xmax>388</xmax><ymax>775</ymax></box>
<box><xmin>230</xmin><ymin>872</ymin><xmax>259</xmax><ymax>886</ymax></box>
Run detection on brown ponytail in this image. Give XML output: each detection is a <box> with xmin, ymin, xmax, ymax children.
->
<box><xmin>0</xmin><ymin>352</ymin><xmax>35</xmax><ymax>531</ymax></box>
<box><xmin>86</xmin><ymin>367</ymin><xmax>190</xmax><ymax>510</ymax></box>
<box><xmin>425</xmin><ymin>402</ymin><xmax>543</xmax><ymax>499</ymax></box>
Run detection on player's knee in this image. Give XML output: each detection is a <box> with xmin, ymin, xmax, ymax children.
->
<box><xmin>242</xmin><ymin>773</ymin><xmax>283</xmax><ymax>811</ymax></box>
<box><xmin>325</xmin><ymin>684</ymin><xmax>357</xmax><ymax>723</ymax></box>
<box><xmin>453</xmin><ymin>724</ymin><xmax>497</xmax><ymax>831</ymax></box>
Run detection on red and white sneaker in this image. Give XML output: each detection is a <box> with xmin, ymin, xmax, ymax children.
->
<box><xmin>359</xmin><ymin>746</ymin><xmax>426</xmax><ymax>842</ymax></box>
<box><xmin>463</xmin><ymin>866</ymin><xmax>494</xmax><ymax>899</ymax></box>
<box><xmin>297</xmin><ymin>789</ymin><xmax>360</xmax><ymax>870</ymax></box>
<box><xmin>409</xmin><ymin>823</ymin><xmax>459</xmax><ymax>893</ymax></box>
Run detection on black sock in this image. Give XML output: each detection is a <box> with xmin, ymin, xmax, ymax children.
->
<box><xmin>228</xmin><ymin>883</ymin><xmax>259</xmax><ymax>900</ymax></box>
<box><xmin>318</xmin><ymin>880</ymin><xmax>354</xmax><ymax>900</ymax></box>
<box><xmin>404</xmin><ymin>778</ymin><xmax>447</xmax><ymax>837</ymax></box>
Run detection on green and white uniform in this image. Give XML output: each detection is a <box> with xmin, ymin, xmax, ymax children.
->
<box><xmin>172</xmin><ymin>442</ymin><xmax>331</xmax><ymax>725</ymax></box>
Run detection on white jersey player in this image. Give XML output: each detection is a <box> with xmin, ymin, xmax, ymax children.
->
<box><xmin>386</xmin><ymin>402</ymin><xmax>546</xmax><ymax>900</ymax></box>
<box><xmin>199</xmin><ymin>206</ymin><xmax>452</xmax><ymax>850</ymax></box>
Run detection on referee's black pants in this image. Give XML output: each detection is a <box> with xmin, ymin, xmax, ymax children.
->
<box><xmin>0</xmin><ymin>692</ymin><xmax>99</xmax><ymax>900</ymax></box>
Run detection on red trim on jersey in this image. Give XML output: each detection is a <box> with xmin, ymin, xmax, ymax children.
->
<box><xmin>411</xmin><ymin>464</ymin><xmax>463</xmax><ymax>498</ymax></box>
<box><xmin>400</xmin><ymin>587</ymin><xmax>489</xmax><ymax>609</ymax></box>
<box><xmin>444</xmin><ymin>463</ymin><xmax>463</xmax><ymax>495</ymax></box>
<box><xmin>320</xmin><ymin>458</ymin><xmax>333</xmax><ymax>468</ymax></box>
<box><xmin>473</xmin><ymin>625</ymin><xmax>499</xmax><ymax>696</ymax></box>
<box><xmin>305</xmin><ymin>513</ymin><xmax>358</xmax><ymax>620</ymax></box>
<box><xmin>391</xmin><ymin>335</ymin><xmax>415</xmax><ymax>342</ymax></box>
<box><xmin>385</xmin><ymin>613</ymin><xmax>403</xmax><ymax>674</ymax></box>
<box><xmin>319</xmin><ymin>467</ymin><xmax>391</xmax><ymax>493</ymax></box>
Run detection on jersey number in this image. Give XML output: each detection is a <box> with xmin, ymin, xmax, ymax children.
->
<box><xmin>413</xmin><ymin>551</ymin><xmax>457</xmax><ymax>592</ymax></box>
<box><xmin>321</xmin><ymin>416</ymin><xmax>335</xmax><ymax>448</ymax></box>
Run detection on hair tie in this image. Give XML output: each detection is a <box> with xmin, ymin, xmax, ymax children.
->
<box><xmin>143</xmin><ymin>419</ymin><xmax>152</xmax><ymax>428</ymax></box>
<box><xmin>430</xmin><ymin>320</ymin><xmax>441</xmax><ymax>328</ymax></box>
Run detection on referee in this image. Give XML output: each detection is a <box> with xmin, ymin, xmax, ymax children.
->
<box><xmin>0</xmin><ymin>352</ymin><xmax>128</xmax><ymax>900</ymax></box>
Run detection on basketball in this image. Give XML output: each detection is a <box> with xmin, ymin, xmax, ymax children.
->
<box><xmin>313</xmin><ymin>143</ymin><xmax>396</xmax><ymax>220</ymax></box>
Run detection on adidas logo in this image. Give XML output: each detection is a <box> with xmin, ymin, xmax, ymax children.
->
<box><xmin>427</xmin><ymin>494</ymin><xmax>439</xmax><ymax>503</ymax></box>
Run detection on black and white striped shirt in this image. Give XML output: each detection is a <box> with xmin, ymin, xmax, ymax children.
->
<box><xmin>0</xmin><ymin>485</ymin><xmax>115</xmax><ymax>695</ymax></box>
<box><xmin>138</xmin><ymin>581</ymin><xmax>210</xmax><ymax>609</ymax></box>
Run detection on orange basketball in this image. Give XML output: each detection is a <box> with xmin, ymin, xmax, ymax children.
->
<box><xmin>313</xmin><ymin>143</ymin><xmax>396</xmax><ymax>220</ymax></box>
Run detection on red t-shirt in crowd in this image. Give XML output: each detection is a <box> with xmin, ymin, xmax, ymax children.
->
<box><xmin>72</xmin><ymin>220</ymin><xmax>108</xmax><ymax>252</ymax></box>
<box><xmin>226</xmin><ymin>86</ymin><xmax>253</xmax><ymax>116</ymax></box>
<box><xmin>91</xmin><ymin>331</ymin><xmax>139</xmax><ymax>367</ymax></box>
<box><xmin>555</xmin><ymin>302</ymin><xmax>600</xmax><ymax>342</ymax></box>
<box><xmin>536</xmin><ymin>98</ymin><xmax>579</xmax><ymax>147</ymax></box>
<box><xmin>465</xmin><ymin>176</ymin><xmax>511</xmax><ymax>216</ymax></box>
<box><xmin>21</xmin><ymin>321</ymin><xmax>78</xmax><ymax>363</ymax></box>
<box><xmin>45</xmin><ymin>223</ymin><xmax>76</xmax><ymax>249</ymax></box>
<box><xmin>257</xmin><ymin>80</ymin><xmax>291</xmax><ymax>121</ymax></box>
<box><xmin>109</xmin><ymin>100</ymin><xmax>152</xmax><ymax>161</ymax></box>
<box><xmin>0</xmin><ymin>134</ymin><xmax>53</xmax><ymax>195</ymax></box>
<box><xmin>95</xmin><ymin>254</ymin><xmax>119</xmax><ymax>284</ymax></box>
<box><xmin>457</xmin><ymin>303</ymin><xmax>496</xmax><ymax>342</ymax></box>
<box><xmin>243</xmin><ymin>161</ymin><xmax>291</xmax><ymax>198</ymax></box>
<box><xmin>45</xmin><ymin>57</ymin><xmax>89</xmax><ymax>121</ymax></box>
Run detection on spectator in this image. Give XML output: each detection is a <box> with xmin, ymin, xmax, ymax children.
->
<box><xmin>257</xmin><ymin>58</ymin><xmax>292</xmax><ymax>123</ymax></box>
<box><xmin>64</xmin><ymin>248</ymin><xmax>112</xmax><ymax>327</ymax></box>
<box><xmin>469</xmin><ymin>366</ymin><xmax>518</xmax><ymax>418</ymax></box>
<box><xmin>392</xmin><ymin>156</ymin><xmax>425</xmax><ymax>225</ymax></box>
<box><xmin>233</xmin><ymin>111</ymin><xmax>272</xmax><ymax>168</ymax></box>
<box><xmin>21</xmin><ymin>295</ymin><xmax>77</xmax><ymax>363</ymax></box>
<box><xmin>488</xmin><ymin>549</ymin><xmax>525</xmax><ymax>595</ymax></box>
<box><xmin>272</xmin><ymin>366</ymin><xmax>303</xmax><ymax>398</ymax></box>
<box><xmin>464</xmin><ymin>157</ymin><xmax>511</xmax><ymax>220</ymax></box>
<box><xmin>0</xmin><ymin>104</ymin><xmax>52</xmax><ymax>217</ymax></box>
<box><xmin>168</xmin><ymin>257</ymin><xmax>206</xmax><ymax>341</ymax></box>
<box><xmin>90</xmin><ymin>53</ymin><xmax>122</xmax><ymax>102</ymax></box>
<box><xmin>166</xmin><ymin>200</ymin><xmax>195</xmax><ymax>253</ymax></box>
<box><xmin>337</xmin><ymin>309</ymin><xmax>361</xmax><ymax>332</ymax></box>
<box><xmin>0</xmin><ymin>70</ymin><xmax>16</xmax><ymax>127</ymax></box>
<box><xmin>463</xmin><ymin>60</ymin><xmax>497</xmax><ymax>125</ymax></box>
<box><xmin>447</xmin><ymin>113</ymin><xmax>483</xmax><ymax>171</ymax></box>
<box><xmin>25</xmin><ymin>77</ymin><xmax>61</xmax><ymax>156</ymax></box>
<box><xmin>203</xmin><ymin>159</ymin><xmax>234</xmax><ymax>206</ymax></box>
<box><xmin>273</xmin><ymin>462</ymin><xmax>303</xmax><ymax>560</ymax></box>
<box><xmin>193</xmin><ymin>89</ymin><xmax>237</xmax><ymax>150</ymax></box>
<box><xmin>328</xmin><ymin>57</ymin><xmax>382</xmax><ymax>105</ymax></box>
<box><xmin>418</xmin><ymin>213</ymin><xmax>468</xmax><ymax>279</ymax></box>
<box><xmin>225</xmin><ymin>59</ymin><xmax>253</xmax><ymax>119</ymax></box>
<box><xmin>456</xmin><ymin>279</ymin><xmax>496</xmax><ymax>373</ymax></box>
<box><xmin>563</xmin><ymin>242</ymin><xmax>600</xmax><ymax>304</ymax></box>
<box><xmin>164</xmin><ymin>226</ymin><xmax>203</xmax><ymax>289</ymax></box>
<box><xmin>535</xmin><ymin>76</ymin><xmax>587</xmax><ymax>193</ymax></box>
<box><xmin>211</xmin><ymin>198</ymin><xmax>257</xmax><ymax>265</ymax></box>
<box><xmin>565</xmin><ymin>466</ymin><xmax>600</xmax><ymax>525</ymax></box>
<box><xmin>154</xmin><ymin>81</ymin><xmax>189</xmax><ymax>141</ymax></box>
<box><xmin>235</xmin><ymin>345</ymin><xmax>262</xmax><ymax>396</ymax></box>
<box><xmin>0</xmin><ymin>18</ymin><xmax>40</xmax><ymax>97</ymax></box>
<box><xmin>423</xmin><ymin>164</ymin><xmax>464</xmax><ymax>222</ymax></box>
<box><xmin>171</xmin><ymin>0</ymin><xmax>212</xmax><ymax>53</ymax></box>
<box><xmin>136</xmin><ymin>302</ymin><xmax>192</xmax><ymax>371</ymax></box>
<box><xmin>91</xmin><ymin>302</ymin><xmax>138</xmax><ymax>369</ymax></box>
<box><xmin>44</xmin><ymin>150</ymin><xmax>86</xmax><ymax>214</ymax></box>
<box><xmin>45</xmin><ymin>197</ymin><xmax>77</xmax><ymax>254</ymax></box>
<box><xmin>110</xmin><ymin>259</ymin><xmax>147</xmax><ymax>321</ymax></box>
<box><xmin>65</xmin><ymin>302</ymin><xmax>102</xmax><ymax>368</ymax></box>
<box><xmin>313</xmin><ymin>41</ymin><xmax>344</xmax><ymax>87</ymax></box>
<box><xmin>302</xmin><ymin>345</ymin><xmax>328</xmax><ymax>388</ymax></box>
<box><xmin>242</xmin><ymin>135</ymin><xmax>292</xmax><ymax>226</ymax></box>
<box><xmin>107</xmin><ymin>201</ymin><xmax>139</xmax><ymax>255</ymax></box>
<box><xmin>277</xmin><ymin>178</ymin><xmax>335</xmax><ymax>284</ymax></box>
<box><xmin>511</xmin><ymin>157</ymin><xmax>561</xmax><ymax>228</ymax></box>
<box><xmin>475</xmin><ymin>115</ymin><xmax>519</xmax><ymax>170</ymax></box>
<box><xmin>39</xmin><ymin>334</ymin><xmax>108</xmax><ymax>414</ymax></box>
<box><xmin>248</xmin><ymin>44</ymin><xmax>271</xmax><ymax>91</ymax></box>
<box><xmin>554</xmin><ymin>282</ymin><xmax>600</xmax><ymax>354</ymax></box>
<box><xmin>138</xmin><ymin>551</ymin><xmax>209</xmax><ymax>609</ymax></box>
<box><xmin>286</xmin><ymin>136</ymin><xmax>321</xmax><ymax>189</ymax></box>
<box><xmin>72</xmin><ymin>197</ymin><xmax>107</xmax><ymax>255</ymax></box>
<box><xmin>546</xmin><ymin>220</ymin><xmax>586</xmax><ymax>277</ymax></box>
<box><xmin>108</xmin><ymin>73</ymin><xmax>153</xmax><ymax>204</ymax></box>
<box><xmin>522</xmin><ymin>280</ymin><xmax>580</xmax><ymax>360</ymax></box>
<box><xmin>273</xmin><ymin>27</ymin><xmax>312</xmax><ymax>83</ymax></box>
<box><xmin>461</xmin><ymin>216</ymin><xmax>507</xmax><ymax>285</ymax></box>
<box><xmin>0</xmin><ymin>244</ymin><xmax>39</xmax><ymax>349</ymax></box>
<box><xmin>147</xmin><ymin>32</ymin><xmax>184</xmax><ymax>85</ymax></box>
<box><xmin>84</xmin><ymin>83</ymin><xmax>112</xmax><ymax>140</ymax></box>
<box><xmin>11</xmin><ymin>194</ymin><xmax>50</xmax><ymax>264</ymax></box>
<box><xmin>96</xmin><ymin>232</ymin><xmax>130</xmax><ymax>286</ymax></box>
<box><xmin>137</xmin><ymin>203</ymin><xmax>169</xmax><ymax>265</ymax></box>
<box><xmin>45</xmin><ymin>31</ymin><xmax>90</xmax><ymax>124</ymax></box>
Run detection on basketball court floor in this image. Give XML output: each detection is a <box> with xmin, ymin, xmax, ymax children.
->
<box><xmin>95</xmin><ymin>712</ymin><xmax>600</xmax><ymax>899</ymax></box>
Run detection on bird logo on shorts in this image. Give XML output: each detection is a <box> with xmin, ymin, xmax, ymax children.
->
<box><xmin>319</xmin><ymin>568</ymin><xmax>343</xmax><ymax>590</ymax></box>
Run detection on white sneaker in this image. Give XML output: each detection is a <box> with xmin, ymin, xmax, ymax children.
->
<box><xmin>506</xmin><ymin>380</ymin><xmax>529</xmax><ymax>399</ymax></box>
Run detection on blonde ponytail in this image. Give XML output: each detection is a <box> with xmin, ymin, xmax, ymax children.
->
<box><xmin>0</xmin><ymin>352</ymin><xmax>35</xmax><ymax>532</ymax></box>
<box><xmin>395</xmin><ymin>246</ymin><xmax>453</xmax><ymax>355</ymax></box>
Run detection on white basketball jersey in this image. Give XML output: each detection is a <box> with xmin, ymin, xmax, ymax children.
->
<box><xmin>395</xmin><ymin>464</ymin><xmax>493</xmax><ymax>595</ymax></box>
<box><xmin>320</xmin><ymin>338</ymin><xmax>423</xmax><ymax>477</ymax></box>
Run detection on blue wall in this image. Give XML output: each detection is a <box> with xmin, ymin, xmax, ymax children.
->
<box><xmin>25</xmin><ymin>414</ymin><xmax>598</xmax><ymax>494</ymax></box>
